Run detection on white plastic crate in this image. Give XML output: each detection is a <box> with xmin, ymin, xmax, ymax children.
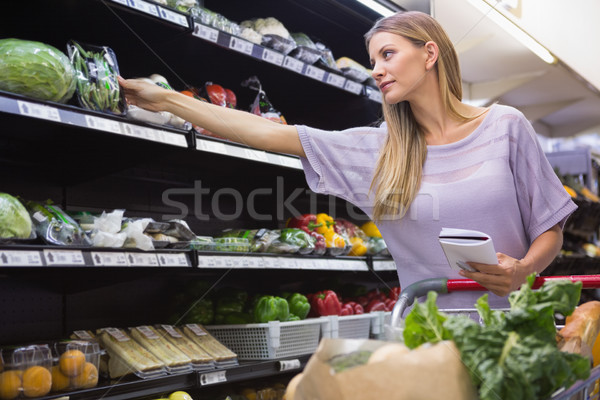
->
<box><xmin>369</xmin><ymin>311</ymin><xmax>391</xmax><ymax>340</ymax></box>
<box><xmin>320</xmin><ymin>314</ymin><xmax>375</xmax><ymax>339</ymax></box>
<box><xmin>205</xmin><ymin>319</ymin><xmax>323</xmax><ymax>360</ymax></box>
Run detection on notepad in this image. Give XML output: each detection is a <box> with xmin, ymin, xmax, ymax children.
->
<box><xmin>439</xmin><ymin>228</ymin><xmax>498</xmax><ymax>272</ymax></box>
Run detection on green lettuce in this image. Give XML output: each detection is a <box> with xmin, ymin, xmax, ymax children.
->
<box><xmin>0</xmin><ymin>193</ymin><xmax>32</xmax><ymax>238</ymax></box>
<box><xmin>403</xmin><ymin>275</ymin><xmax>590</xmax><ymax>400</ymax></box>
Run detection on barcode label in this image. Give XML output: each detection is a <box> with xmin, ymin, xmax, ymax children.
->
<box><xmin>17</xmin><ymin>101</ymin><xmax>61</xmax><ymax>122</ymax></box>
<box><xmin>326</xmin><ymin>73</ymin><xmax>346</xmax><ymax>88</ymax></box>
<box><xmin>193</xmin><ymin>24</ymin><xmax>219</xmax><ymax>43</ymax></box>
<box><xmin>185</xmin><ymin>324</ymin><xmax>207</xmax><ymax>336</ymax></box>
<box><xmin>262</xmin><ymin>49</ymin><xmax>284</xmax><ymax>66</ymax></box>
<box><xmin>91</xmin><ymin>252</ymin><xmax>129</xmax><ymax>267</ymax></box>
<box><xmin>158</xmin><ymin>6</ymin><xmax>189</xmax><ymax>27</ymax></box>
<box><xmin>73</xmin><ymin>330</ymin><xmax>94</xmax><ymax>340</ymax></box>
<box><xmin>157</xmin><ymin>253</ymin><xmax>189</xmax><ymax>267</ymax></box>
<box><xmin>282</xmin><ymin>56</ymin><xmax>304</xmax><ymax>74</ymax></box>
<box><xmin>200</xmin><ymin>370</ymin><xmax>227</xmax><ymax>385</ymax></box>
<box><xmin>43</xmin><ymin>250</ymin><xmax>85</xmax><ymax>266</ymax></box>
<box><xmin>229</xmin><ymin>37</ymin><xmax>253</xmax><ymax>56</ymax></box>
<box><xmin>344</xmin><ymin>80</ymin><xmax>363</xmax><ymax>95</ymax></box>
<box><xmin>305</xmin><ymin>65</ymin><xmax>325</xmax><ymax>81</ymax></box>
<box><xmin>85</xmin><ymin>115</ymin><xmax>122</xmax><ymax>133</ymax></box>
<box><xmin>136</xmin><ymin>325</ymin><xmax>159</xmax><ymax>339</ymax></box>
<box><xmin>161</xmin><ymin>324</ymin><xmax>182</xmax><ymax>338</ymax></box>
<box><xmin>106</xmin><ymin>327</ymin><xmax>130</xmax><ymax>342</ymax></box>
<box><xmin>0</xmin><ymin>251</ymin><xmax>43</xmax><ymax>266</ymax></box>
<box><xmin>127</xmin><ymin>0</ymin><xmax>158</xmax><ymax>16</ymax></box>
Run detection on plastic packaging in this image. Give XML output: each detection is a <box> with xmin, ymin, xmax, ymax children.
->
<box><xmin>153</xmin><ymin>325</ymin><xmax>215</xmax><ymax>371</ymax></box>
<box><xmin>336</xmin><ymin>57</ymin><xmax>371</xmax><ymax>83</ymax></box>
<box><xmin>241</xmin><ymin>17</ymin><xmax>291</xmax><ymax>40</ymax></box>
<box><xmin>213</xmin><ymin>237</ymin><xmax>251</xmax><ymax>252</ymax></box>
<box><xmin>289</xmin><ymin>33</ymin><xmax>323</xmax><ymax>64</ymax></box>
<box><xmin>261</xmin><ymin>34</ymin><xmax>297</xmax><ymax>55</ymax></box>
<box><xmin>67</xmin><ymin>40</ymin><xmax>125</xmax><ymax>115</ymax></box>
<box><xmin>181</xmin><ymin>324</ymin><xmax>238</xmax><ymax>366</ymax></box>
<box><xmin>51</xmin><ymin>340</ymin><xmax>101</xmax><ymax>392</ymax></box>
<box><xmin>129</xmin><ymin>326</ymin><xmax>193</xmax><ymax>374</ymax></box>
<box><xmin>242</xmin><ymin>76</ymin><xmax>287</xmax><ymax>124</ymax></box>
<box><xmin>0</xmin><ymin>344</ymin><xmax>53</xmax><ymax>399</ymax></box>
<box><xmin>26</xmin><ymin>201</ymin><xmax>92</xmax><ymax>246</ymax></box>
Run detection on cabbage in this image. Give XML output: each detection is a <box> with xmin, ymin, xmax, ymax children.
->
<box><xmin>0</xmin><ymin>38</ymin><xmax>76</xmax><ymax>103</ymax></box>
<box><xmin>0</xmin><ymin>193</ymin><xmax>32</xmax><ymax>239</ymax></box>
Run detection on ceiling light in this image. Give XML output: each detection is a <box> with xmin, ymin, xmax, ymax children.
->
<box><xmin>355</xmin><ymin>0</ymin><xmax>396</xmax><ymax>17</ymax></box>
<box><xmin>467</xmin><ymin>0</ymin><xmax>557</xmax><ymax>64</ymax></box>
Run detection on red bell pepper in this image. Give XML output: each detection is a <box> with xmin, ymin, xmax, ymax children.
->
<box><xmin>389</xmin><ymin>286</ymin><xmax>401</xmax><ymax>300</ymax></box>
<box><xmin>286</xmin><ymin>214</ymin><xmax>323</xmax><ymax>233</ymax></box>
<box><xmin>384</xmin><ymin>298</ymin><xmax>396</xmax><ymax>312</ymax></box>
<box><xmin>365</xmin><ymin>298</ymin><xmax>387</xmax><ymax>313</ymax></box>
<box><xmin>345</xmin><ymin>301</ymin><xmax>364</xmax><ymax>315</ymax></box>
<box><xmin>311</xmin><ymin>290</ymin><xmax>342</xmax><ymax>316</ymax></box>
<box><xmin>340</xmin><ymin>303</ymin><xmax>354</xmax><ymax>316</ymax></box>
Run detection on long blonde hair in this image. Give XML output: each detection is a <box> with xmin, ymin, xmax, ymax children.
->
<box><xmin>365</xmin><ymin>11</ymin><xmax>470</xmax><ymax>222</ymax></box>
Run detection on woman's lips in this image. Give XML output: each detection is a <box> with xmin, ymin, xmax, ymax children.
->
<box><xmin>379</xmin><ymin>81</ymin><xmax>393</xmax><ymax>92</ymax></box>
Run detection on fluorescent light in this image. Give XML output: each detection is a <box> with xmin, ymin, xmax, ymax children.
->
<box><xmin>355</xmin><ymin>0</ymin><xmax>396</xmax><ymax>17</ymax></box>
<box><xmin>467</xmin><ymin>0</ymin><xmax>557</xmax><ymax>64</ymax></box>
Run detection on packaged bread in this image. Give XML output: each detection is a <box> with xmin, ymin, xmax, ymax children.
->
<box><xmin>154</xmin><ymin>324</ymin><xmax>215</xmax><ymax>370</ymax></box>
<box><xmin>96</xmin><ymin>327</ymin><xmax>166</xmax><ymax>378</ymax></box>
<box><xmin>129</xmin><ymin>325</ymin><xmax>192</xmax><ymax>373</ymax></box>
<box><xmin>557</xmin><ymin>300</ymin><xmax>600</xmax><ymax>359</ymax></box>
<box><xmin>182</xmin><ymin>324</ymin><xmax>237</xmax><ymax>362</ymax></box>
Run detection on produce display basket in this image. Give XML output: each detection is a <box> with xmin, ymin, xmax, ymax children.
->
<box><xmin>205</xmin><ymin>319</ymin><xmax>323</xmax><ymax>360</ymax></box>
<box><xmin>320</xmin><ymin>314</ymin><xmax>374</xmax><ymax>339</ymax></box>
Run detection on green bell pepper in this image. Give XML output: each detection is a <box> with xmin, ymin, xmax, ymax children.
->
<box><xmin>286</xmin><ymin>293</ymin><xmax>310</xmax><ymax>320</ymax></box>
<box><xmin>253</xmin><ymin>295</ymin><xmax>290</xmax><ymax>323</ymax></box>
<box><xmin>286</xmin><ymin>314</ymin><xmax>302</xmax><ymax>321</ymax></box>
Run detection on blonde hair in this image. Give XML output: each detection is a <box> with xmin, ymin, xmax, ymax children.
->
<box><xmin>365</xmin><ymin>11</ymin><xmax>471</xmax><ymax>222</ymax></box>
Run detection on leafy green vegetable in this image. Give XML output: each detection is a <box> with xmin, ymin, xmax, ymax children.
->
<box><xmin>0</xmin><ymin>38</ymin><xmax>76</xmax><ymax>103</ymax></box>
<box><xmin>402</xmin><ymin>275</ymin><xmax>590</xmax><ymax>400</ymax></box>
<box><xmin>0</xmin><ymin>193</ymin><xmax>32</xmax><ymax>238</ymax></box>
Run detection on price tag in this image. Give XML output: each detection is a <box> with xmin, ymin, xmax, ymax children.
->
<box><xmin>277</xmin><ymin>155</ymin><xmax>302</xmax><ymax>169</ymax></box>
<box><xmin>17</xmin><ymin>101</ymin><xmax>61</xmax><ymax>122</ymax></box>
<box><xmin>326</xmin><ymin>73</ymin><xmax>346</xmax><ymax>89</ymax></box>
<box><xmin>229</xmin><ymin>37</ymin><xmax>254</xmax><ymax>56</ymax></box>
<box><xmin>367</xmin><ymin>89</ymin><xmax>382</xmax><ymax>103</ymax></box>
<box><xmin>344</xmin><ymin>80</ymin><xmax>364</xmax><ymax>95</ymax></box>
<box><xmin>261</xmin><ymin>48</ymin><xmax>284</xmax><ymax>66</ymax></box>
<box><xmin>185</xmin><ymin>324</ymin><xmax>207</xmax><ymax>336</ymax></box>
<box><xmin>244</xmin><ymin>149</ymin><xmax>269</xmax><ymax>163</ymax></box>
<box><xmin>43</xmin><ymin>250</ymin><xmax>85</xmax><ymax>266</ymax></box>
<box><xmin>346</xmin><ymin>260</ymin><xmax>368</xmax><ymax>271</ymax></box>
<box><xmin>278</xmin><ymin>359</ymin><xmax>301</xmax><ymax>371</ymax></box>
<box><xmin>161</xmin><ymin>132</ymin><xmax>188</xmax><ymax>147</ymax></box>
<box><xmin>105</xmin><ymin>327</ymin><xmax>130</xmax><ymax>342</ymax></box>
<box><xmin>0</xmin><ymin>251</ymin><xmax>43</xmax><ymax>267</ymax></box>
<box><xmin>161</xmin><ymin>324</ymin><xmax>182</xmax><ymax>338</ymax></box>
<box><xmin>242</xmin><ymin>257</ymin><xmax>260</xmax><ymax>268</ymax></box>
<box><xmin>127</xmin><ymin>0</ymin><xmax>158</xmax><ymax>16</ymax></box>
<box><xmin>261</xmin><ymin>257</ymin><xmax>275</xmax><ymax>269</ymax></box>
<box><xmin>197</xmin><ymin>256</ymin><xmax>218</xmax><ymax>268</ymax></box>
<box><xmin>85</xmin><ymin>115</ymin><xmax>122</xmax><ymax>134</ymax></box>
<box><xmin>135</xmin><ymin>325</ymin><xmax>159</xmax><ymax>339</ymax></box>
<box><xmin>127</xmin><ymin>253</ymin><xmax>159</xmax><ymax>267</ymax></box>
<box><xmin>197</xmin><ymin>139</ymin><xmax>228</xmax><ymax>155</ymax></box>
<box><xmin>314</xmin><ymin>259</ymin><xmax>330</xmax><ymax>270</ymax></box>
<box><xmin>157</xmin><ymin>253</ymin><xmax>189</xmax><ymax>267</ymax></box>
<box><xmin>375</xmin><ymin>260</ymin><xmax>396</xmax><ymax>271</ymax></box>
<box><xmin>158</xmin><ymin>6</ymin><xmax>189</xmax><ymax>27</ymax></box>
<box><xmin>193</xmin><ymin>24</ymin><xmax>219</xmax><ymax>43</ymax></box>
<box><xmin>200</xmin><ymin>370</ymin><xmax>227</xmax><ymax>386</ymax></box>
<box><xmin>111</xmin><ymin>0</ymin><xmax>128</xmax><ymax>5</ymax></box>
<box><xmin>222</xmin><ymin>256</ymin><xmax>242</xmax><ymax>268</ymax></box>
<box><xmin>73</xmin><ymin>330</ymin><xmax>94</xmax><ymax>340</ymax></box>
<box><xmin>295</xmin><ymin>258</ymin><xmax>317</xmax><ymax>270</ymax></box>
<box><xmin>91</xmin><ymin>252</ymin><xmax>129</xmax><ymax>267</ymax></box>
<box><xmin>282</xmin><ymin>56</ymin><xmax>304</xmax><ymax>74</ymax></box>
<box><xmin>305</xmin><ymin>65</ymin><xmax>325</xmax><ymax>82</ymax></box>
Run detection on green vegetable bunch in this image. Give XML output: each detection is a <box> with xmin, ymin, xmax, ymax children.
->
<box><xmin>68</xmin><ymin>41</ymin><xmax>123</xmax><ymax>114</ymax></box>
<box><xmin>402</xmin><ymin>275</ymin><xmax>590</xmax><ymax>400</ymax></box>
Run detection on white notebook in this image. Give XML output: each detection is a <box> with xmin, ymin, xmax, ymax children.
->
<box><xmin>438</xmin><ymin>228</ymin><xmax>498</xmax><ymax>272</ymax></box>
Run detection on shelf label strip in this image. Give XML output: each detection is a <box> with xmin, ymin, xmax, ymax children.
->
<box><xmin>17</xmin><ymin>101</ymin><xmax>61</xmax><ymax>122</ymax></box>
<box><xmin>193</xmin><ymin>24</ymin><xmax>219</xmax><ymax>43</ymax></box>
<box><xmin>343</xmin><ymin>80</ymin><xmax>364</xmax><ymax>95</ymax></box>
<box><xmin>325</xmin><ymin>73</ymin><xmax>346</xmax><ymax>89</ymax></box>
<box><xmin>157</xmin><ymin>253</ymin><xmax>190</xmax><ymax>267</ymax></box>
<box><xmin>127</xmin><ymin>252</ymin><xmax>159</xmax><ymax>266</ymax></box>
<box><xmin>261</xmin><ymin>48</ymin><xmax>284</xmax><ymax>66</ymax></box>
<box><xmin>91</xmin><ymin>252</ymin><xmax>129</xmax><ymax>267</ymax></box>
<box><xmin>43</xmin><ymin>249</ymin><xmax>85</xmax><ymax>266</ymax></box>
<box><xmin>305</xmin><ymin>65</ymin><xmax>325</xmax><ymax>82</ymax></box>
<box><xmin>282</xmin><ymin>56</ymin><xmax>304</xmax><ymax>74</ymax></box>
<box><xmin>0</xmin><ymin>250</ymin><xmax>43</xmax><ymax>267</ymax></box>
<box><xmin>157</xmin><ymin>6</ymin><xmax>189</xmax><ymax>28</ymax></box>
<box><xmin>126</xmin><ymin>0</ymin><xmax>158</xmax><ymax>17</ymax></box>
<box><xmin>85</xmin><ymin>115</ymin><xmax>122</xmax><ymax>134</ymax></box>
<box><xmin>229</xmin><ymin>37</ymin><xmax>254</xmax><ymax>56</ymax></box>
<box><xmin>200</xmin><ymin>370</ymin><xmax>227</xmax><ymax>386</ymax></box>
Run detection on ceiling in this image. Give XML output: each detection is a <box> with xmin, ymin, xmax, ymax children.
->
<box><xmin>392</xmin><ymin>0</ymin><xmax>600</xmax><ymax>138</ymax></box>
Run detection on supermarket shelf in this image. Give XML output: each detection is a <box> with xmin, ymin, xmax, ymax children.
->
<box><xmin>39</xmin><ymin>356</ymin><xmax>308</xmax><ymax>400</ymax></box>
<box><xmin>372</xmin><ymin>259</ymin><xmax>396</xmax><ymax>271</ymax></box>
<box><xmin>0</xmin><ymin>91</ymin><xmax>191</xmax><ymax>148</ymax></box>
<box><xmin>196</xmin><ymin>253</ymin><xmax>370</xmax><ymax>271</ymax></box>
<box><xmin>107</xmin><ymin>0</ymin><xmax>193</xmax><ymax>30</ymax></box>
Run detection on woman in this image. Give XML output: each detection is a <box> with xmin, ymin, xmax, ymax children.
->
<box><xmin>119</xmin><ymin>11</ymin><xmax>576</xmax><ymax>309</ymax></box>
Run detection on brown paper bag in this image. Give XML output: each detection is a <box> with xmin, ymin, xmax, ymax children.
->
<box><xmin>289</xmin><ymin>338</ymin><xmax>478</xmax><ymax>400</ymax></box>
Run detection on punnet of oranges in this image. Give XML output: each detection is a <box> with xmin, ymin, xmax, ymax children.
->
<box><xmin>52</xmin><ymin>341</ymin><xmax>101</xmax><ymax>392</ymax></box>
<box><xmin>59</xmin><ymin>349</ymin><xmax>86</xmax><ymax>377</ymax></box>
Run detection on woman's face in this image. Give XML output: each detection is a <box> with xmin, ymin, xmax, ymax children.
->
<box><xmin>368</xmin><ymin>32</ymin><xmax>428</xmax><ymax>104</ymax></box>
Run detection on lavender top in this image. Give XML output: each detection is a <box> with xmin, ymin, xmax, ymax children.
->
<box><xmin>297</xmin><ymin>103</ymin><xmax>577</xmax><ymax>309</ymax></box>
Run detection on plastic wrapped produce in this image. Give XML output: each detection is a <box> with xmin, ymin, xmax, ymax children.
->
<box><xmin>153</xmin><ymin>325</ymin><xmax>215</xmax><ymax>371</ymax></box>
<box><xmin>242</xmin><ymin>76</ymin><xmax>287</xmax><ymax>124</ymax></box>
<box><xmin>336</xmin><ymin>56</ymin><xmax>371</xmax><ymax>83</ymax></box>
<box><xmin>26</xmin><ymin>201</ymin><xmax>91</xmax><ymax>246</ymax></box>
<box><xmin>289</xmin><ymin>33</ymin><xmax>323</xmax><ymax>64</ymax></box>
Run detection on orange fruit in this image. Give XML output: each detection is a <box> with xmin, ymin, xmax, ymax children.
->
<box><xmin>51</xmin><ymin>365</ymin><xmax>70</xmax><ymax>392</ymax></box>
<box><xmin>71</xmin><ymin>362</ymin><xmax>98</xmax><ymax>389</ymax></box>
<box><xmin>59</xmin><ymin>349</ymin><xmax>86</xmax><ymax>377</ymax></box>
<box><xmin>22</xmin><ymin>366</ymin><xmax>51</xmax><ymax>398</ymax></box>
<box><xmin>0</xmin><ymin>370</ymin><xmax>22</xmax><ymax>400</ymax></box>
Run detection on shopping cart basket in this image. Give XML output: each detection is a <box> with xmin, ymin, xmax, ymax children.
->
<box><xmin>386</xmin><ymin>275</ymin><xmax>600</xmax><ymax>400</ymax></box>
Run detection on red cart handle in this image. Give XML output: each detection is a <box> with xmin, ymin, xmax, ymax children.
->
<box><xmin>447</xmin><ymin>275</ymin><xmax>600</xmax><ymax>292</ymax></box>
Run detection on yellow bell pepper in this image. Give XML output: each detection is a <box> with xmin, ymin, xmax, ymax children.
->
<box><xmin>361</xmin><ymin>221</ymin><xmax>382</xmax><ymax>238</ymax></box>
<box><xmin>315</xmin><ymin>213</ymin><xmax>335</xmax><ymax>235</ymax></box>
<box><xmin>323</xmin><ymin>229</ymin><xmax>346</xmax><ymax>248</ymax></box>
<box><xmin>348</xmin><ymin>236</ymin><xmax>367</xmax><ymax>256</ymax></box>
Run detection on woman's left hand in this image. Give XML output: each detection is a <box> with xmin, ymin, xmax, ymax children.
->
<box><xmin>458</xmin><ymin>253</ymin><xmax>529</xmax><ymax>297</ymax></box>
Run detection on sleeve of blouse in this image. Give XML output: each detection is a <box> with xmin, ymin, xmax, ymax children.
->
<box><xmin>295</xmin><ymin>124</ymin><xmax>385</xmax><ymax>205</ymax></box>
<box><xmin>509</xmin><ymin>111</ymin><xmax>577</xmax><ymax>243</ymax></box>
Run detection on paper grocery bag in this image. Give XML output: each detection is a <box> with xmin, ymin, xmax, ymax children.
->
<box><xmin>289</xmin><ymin>338</ymin><xmax>478</xmax><ymax>400</ymax></box>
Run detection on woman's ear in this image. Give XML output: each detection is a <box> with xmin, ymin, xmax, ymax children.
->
<box><xmin>424</xmin><ymin>41</ymin><xmax>439</xmax><ymax>71</ymax></box>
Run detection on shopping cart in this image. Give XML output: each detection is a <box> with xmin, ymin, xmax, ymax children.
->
<box><xmin>386</xmin><ymin>275</ymin><xmax>600</xmax><ymax>400</ymax></box>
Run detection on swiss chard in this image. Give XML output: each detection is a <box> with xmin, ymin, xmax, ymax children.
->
<box><xmin>402</xmin><ymin>274</ymin><xmax>590</xmax><ymax>400</ymax></box>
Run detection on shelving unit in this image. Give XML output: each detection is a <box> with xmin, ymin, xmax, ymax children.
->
<box><xmin>0</xmin><ymin>1</ymin><xmax>398</xmax><ymax>398</ymax></box>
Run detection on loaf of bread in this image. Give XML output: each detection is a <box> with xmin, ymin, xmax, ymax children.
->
<box><xmin>557</xmin><ymin>300</ymin><xmax>600</xmax><ymax>358</ymax></box>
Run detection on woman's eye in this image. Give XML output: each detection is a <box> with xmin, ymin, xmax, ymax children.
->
<box><xmin>383</xmin><ymin>50</ymin><xmax>393</xmax><ymax>59</ymax></box>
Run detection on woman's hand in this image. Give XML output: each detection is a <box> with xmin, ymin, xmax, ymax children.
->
<box><xmin>458</xmin><ymin>253</ymin><xmax>530</xmax><ymax>297</ymax></box>
<box><xmin>118</xmin><ymin>76</ymin><xmax>170</xmax><ymax>112</ymax></box>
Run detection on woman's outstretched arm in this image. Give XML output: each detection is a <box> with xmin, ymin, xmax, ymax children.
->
<box><xmin>118</xmin><ymin>77</ymin><xmax>305</xmax><ymax>157</ymax></box>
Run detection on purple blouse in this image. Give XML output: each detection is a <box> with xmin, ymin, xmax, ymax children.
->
<box><xmin>297</xmin><ymin>103</ymin><xmax>577</xmax><ymax>309</ymax></box>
